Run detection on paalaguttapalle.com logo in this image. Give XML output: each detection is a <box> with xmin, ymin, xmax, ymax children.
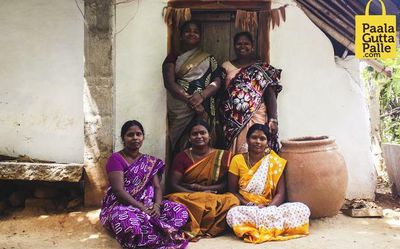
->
<box><xmin>355</xmin><ymin>0</ymin><xmax>397</xmax><ymax>59</ymax></box>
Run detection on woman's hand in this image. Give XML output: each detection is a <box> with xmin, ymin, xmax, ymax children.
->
<box><xmin>140</xmin><ymin>204</ymin><xmax>153</xmax><ymax>216</ymax></box>
<box><xmin>190</xmin><ymin>183</ymin><xmax>203</xmax><ymax>191</ymax></box>
<box><xmin>179</xmin><ymin>88</ymin><xmax>191</xmax><ymax>103</ymax></box>
<box><xmin>193</xmin><ymin>104</ymin><xmax>205</xmax><ymax>115</ymax></box>
<box><xmin>228</xmin><ymin>172</ymin><xmax>249</xmax><ymax>205</ymax></box>
<box><xmin>183</xmin><ymin>183</ymin><xmax>204</xmax><ymax>191</ymax></box>
<box><xmin>268</xmin><ymin>120</ymin><xmax>278</xmax><ymax>135</ymax></box>
<box><xmin>153</xmin><ymin>205</ymin><xmax>161</xmax><ymax>218</ymax></box>
<box><xmin>149</xmin><ymin>204</ymin><xmax>161</xmax><ymax>218</ymax></box>
<box><xmin>140</xmin><ymin>204</ymin><xmax>160</xmax><ymax>218</ymax></box>
<box><xmin>188</xmin><ymin>92</ymin><xmax>204</xmax><ymax>107</ymax></box>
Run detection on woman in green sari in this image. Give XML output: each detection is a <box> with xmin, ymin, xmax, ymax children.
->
<box><xmin>163</xmin><ymin>20</ymin><xmax>222</xmax><ymax>155</ymax></box>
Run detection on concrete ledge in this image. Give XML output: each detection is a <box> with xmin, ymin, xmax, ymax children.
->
<box><xmin>0</xmin><ymin>162</ymin><xmax>84</xmax><ymax>182</ymax></box>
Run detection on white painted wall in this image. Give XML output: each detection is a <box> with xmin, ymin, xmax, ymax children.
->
<box><xmin>115</xmin><ymin>0</ymin><xmax>167</xmax><ymax>159</ymax></box>
<box><xmin>0</xmin><ymin>0</ymin><xmax>84</xmax><ymax>163</ymax></box>
<box><xmin>271</xmin><ymin>1</ymin><xmax>376</xmax><ymax>199</ymax></box>
<box><xmin>0</xmin><ymin>0</ymin><xmax>378</xmax><ymax>197</ymax></box>
<box><xmin>116</xmin><ymin>0</ymin><xmax>376</xmax><ymax>198</ymax></box>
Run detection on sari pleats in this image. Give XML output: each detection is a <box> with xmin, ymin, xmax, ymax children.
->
<box><xmin>227</xmin><ymin>202</ymin><xmax>310</xmax><ymax>243</ymax></box>
<box><xmin>168</xmin><ymin>192</ymin><xmax>239</xmax><ymax>238</ymax></box>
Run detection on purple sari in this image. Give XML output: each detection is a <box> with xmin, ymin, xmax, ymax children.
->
<box><xmin>100</xmin><ymin>153</ymin><xmax>189</xmax><ymax>249</ymax></box>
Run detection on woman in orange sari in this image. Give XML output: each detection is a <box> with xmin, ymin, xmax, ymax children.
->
<box><xmin>167</xmin><ymin>119</ymin><xmax>239</xmax><ymax>241</ymax></box>
<box><xmin>227</xmin><ymin>124</ymin><xmax>310</xmax><ymax>243</ymax></box>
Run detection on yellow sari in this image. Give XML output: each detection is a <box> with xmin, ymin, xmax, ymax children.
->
<box><xmin>167</xmin><ymin>149</ymin><xmax>240</xmax><ymax>239</ymax></box>
<box><xmin>227</xmin><ymin>151</ymin><xmax>310</xmax><ymax>243</ymax></box>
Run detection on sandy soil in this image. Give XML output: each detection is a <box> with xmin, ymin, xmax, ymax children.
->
<box><xmin>1</xmin><ymin>205</ymin><xmax>400</xmax><ymax>249</ymax></box>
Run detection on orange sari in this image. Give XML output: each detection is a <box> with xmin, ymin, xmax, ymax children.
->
<box><xmin>167</xmin><ymin>149</ymin><xmax>240</xmax><ymax>239</ymax></box>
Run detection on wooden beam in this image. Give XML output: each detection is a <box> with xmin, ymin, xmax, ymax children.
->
<box><xmin>296</xmin><ymin>1</ymin><xmax>355</xmax><ymax>52</ymax></box>
<box><xmin>297</xmin><ymin>1</ymin><xmax>392</xmax><ymax>79</ymax></box>
<box><xmin>328</xmin><ymin>0</ymin><xmax>356</xmax><ymax>21</ymax></box>
<box><xmin>363</xmin><ymin>59</ymin><xmax>393</xmax><ymax>78</ymax></box>
<box><xmin>346</xmin><ymin>0</ymin><xmax>365</xmax><ymax>15</ymax></box>
<box><xmin>315</xmin><ymin>0</ymin><xmax>355</xmax><ymax>33</ymax></box>
<box><xmin>297</xmin><ymin>0</ymin><xmax>353</xmax><ymax>41</ymax></box>
<box><xmin>168</xmin><ymin>0</ymin><xmax>270</xmax><ymax>10</ymax></box>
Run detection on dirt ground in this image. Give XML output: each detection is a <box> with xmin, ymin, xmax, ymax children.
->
<box><xmin>1</xmin><ymin>195</ymin><xmax>399</xmax><ymax>249</ymax></box>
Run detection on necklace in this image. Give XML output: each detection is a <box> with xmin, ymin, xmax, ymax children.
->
<box><xmin>188</xmin><ymin>149</ymin><xmax>195</xmax><ymax>163</ymax></box>
<box><xmin>232</xmin><ymin>58</ymin><xmax>256</xmax><ymax>68</ymax></box>
<box><xmin>121</xmin><ymin>149</ymin><xmax>141</xmax><ymax>163</ymax></box>
<box><xmin>246</xmin><ymin>152</ymin><xmax>266</xmax><ymax>167</ymax></box>
<box><xmin>246</xmin><ymin>153</ymin><xmax>254</xmax><ymax>167</ymax></box>
<box><xmin>188</xmin><ymin>147</ymin><xmax>212</xmax><ymax>163</ymax></box>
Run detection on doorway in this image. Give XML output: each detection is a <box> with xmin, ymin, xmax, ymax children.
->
<box><xmin>181</xmin><ymin>11</ymin><xmax>259</xmax><ymax>64</ymax></box>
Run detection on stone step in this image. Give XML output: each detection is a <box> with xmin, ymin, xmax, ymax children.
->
<box><xmin>0</xmin><ymin>162</ymin><xmax>84</xmax><ymax>182</ymax></box>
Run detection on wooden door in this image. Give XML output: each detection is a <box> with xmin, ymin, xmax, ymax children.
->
<box><xmin>192</xmin><ymin>11</ymin><xmax>258</xmax><ymax>65</ymax></box>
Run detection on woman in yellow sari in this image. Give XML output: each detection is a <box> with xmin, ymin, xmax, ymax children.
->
<box><xmin>167</xmin><ymin>119</ymin><xmax>240</xmax><ymax>241</ymax></box>
<box><xmin>227</xmin><ymin>124</ymin><xmax>310</xmax><ymax>243</ymax></box>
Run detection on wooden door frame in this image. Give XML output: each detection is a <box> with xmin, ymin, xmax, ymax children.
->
<box><xmin>166</xmin><ymin>0</ymin><xmax>272</xmax><ymax>61</ymax></box>
<box><xmin>168</xmin><ymin>0</ymin><xmax>271</xmax><ymax>11</ymax></box>
<box><xmin>164</xmin><ymin>0</ymin><xmax>272</xmax><ymax>174</ymax></box>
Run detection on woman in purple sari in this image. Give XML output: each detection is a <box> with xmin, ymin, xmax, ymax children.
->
<box><xmin>100</xmin><ymin>120</ymin><xmax>189</xmax><ymax>249</ymax></box>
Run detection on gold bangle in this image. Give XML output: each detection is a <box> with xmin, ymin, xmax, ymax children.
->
<box><xmin>153</xmin><ymin>203</ymin><xmax>161</xmax><ymax>208</ymax></box>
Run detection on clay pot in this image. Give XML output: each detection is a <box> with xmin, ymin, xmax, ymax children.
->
<box><xmin>280</xmin><ymin>136</ymin><xmax>348</xmax><ymax>218</ymax></box>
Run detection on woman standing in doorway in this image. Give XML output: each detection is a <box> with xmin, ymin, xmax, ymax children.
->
<box><xmin>220</xmin><ymin>32</ymin><xmax>282</xmax><ymax>153</ymax></box>
<box><xmin>163</xmin><ymin>20</ymin><xmax>222</xmax><ymax>155</ymax></box>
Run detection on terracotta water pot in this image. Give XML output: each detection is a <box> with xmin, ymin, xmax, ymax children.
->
<box><xmin>280</xmin><ymin>136</ymin><xmax>348</xmax><ymax>218</ymax></box>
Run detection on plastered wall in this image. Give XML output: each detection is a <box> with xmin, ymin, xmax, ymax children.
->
<box><xmin>0</xmin><ymin>0</ymin><xmax>84</xmax><ymax>163</ymax></box>
<box><xmin>270</xmin><ymin>1</ymin><xmax>376</xmax><ymax>199</ymax></box>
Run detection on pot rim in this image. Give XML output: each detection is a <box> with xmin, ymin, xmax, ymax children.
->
<box><xmin>281</xmin><ymin>136</ymin><xmax>335</xmax><ymax>146</ymax></box>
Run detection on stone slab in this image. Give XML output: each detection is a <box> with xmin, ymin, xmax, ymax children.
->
<box><xmin>342</xmin><ymin>207</ymin><xmax>383</xmax><ymax>218</ymax></box>
<box><xmin>0</xmin><ymin>162</ymin><xmax>84</xmax><ymax>182</ymax></box>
